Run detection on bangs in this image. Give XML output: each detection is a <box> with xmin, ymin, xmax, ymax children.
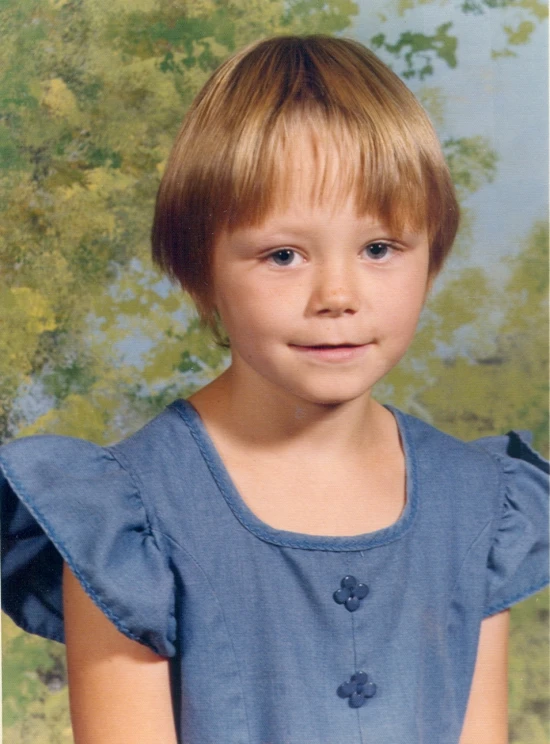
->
<box><xmin>221</xmin><ymin>108</ymin><xmax>432</xmax><ymax>240</ymax></box>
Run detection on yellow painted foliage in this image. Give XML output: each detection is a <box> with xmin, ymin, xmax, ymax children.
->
<box><xmin>3</xmin><ymin>689</ymin><xmax>73</xmax><ymax>744</ymax></box>
<box><xmin>19</xmin><ymin>394</ymin><xmax>109</xmax><ymax>442</ymax></box>
<box><xmin>0</xmin><ymin>288</ymin><xmax>56</xmax><ymax>415</ymax></box>
<box><xmin>40</xmin><ymin>78</ymin><xmax>79</xmax><ymax>122</ymax></box>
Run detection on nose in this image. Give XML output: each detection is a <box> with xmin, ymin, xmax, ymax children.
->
<box><xmin>306</xmin><ymin>261</ymin><xmax>360</xmax><ymax>317</ymax></box>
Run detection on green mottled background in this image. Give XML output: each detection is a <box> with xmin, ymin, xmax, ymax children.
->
<box><xmin>1</xmin><ymin>1</ymin><xmax>547</xmax><ymax>742</ymax></box>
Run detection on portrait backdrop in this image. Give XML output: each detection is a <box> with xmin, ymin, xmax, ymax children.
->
<box><xmin>1</xmin><ymin>1</ymin><xmax>547</xmax><ymax>742</ymax></box>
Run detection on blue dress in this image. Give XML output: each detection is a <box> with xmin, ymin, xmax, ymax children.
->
<box><xmin>1</xmin><ymin>400</ymin><xmax>548</xmax><ymax>743</ymax></box>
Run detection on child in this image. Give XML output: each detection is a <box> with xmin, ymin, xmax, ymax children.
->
<box><xmin>1</xmin><ymin>35</ymin><xmax>548</xmax><ymax>744</ymax></box>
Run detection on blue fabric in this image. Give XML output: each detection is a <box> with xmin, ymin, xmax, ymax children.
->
<box><xmin>1</xmin><ymin>400</ymin><xmax>548</xmax><ymax>744</ymax></box>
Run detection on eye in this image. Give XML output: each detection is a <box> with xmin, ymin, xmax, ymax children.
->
<box><xmin>364</xmin><ymin>242</ymin><xmax>393</xmax><ymax>261</ymax></box>
<box><xmin>267</xmin><ymin>248</ymin><xmax>302</xmax><ymax>267</ymax></box>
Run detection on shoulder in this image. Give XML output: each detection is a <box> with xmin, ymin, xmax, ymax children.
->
<box><xmin>392</xmin><ymin>406</ymin><xmax>502</xmax><ymax>484</ymax></box>
<box><xmin>0</xmin><ymin>400</ymin><xmax>196</xmax><ymax>509</ymax></box>
<box><xmin>109</xmin><ymin>399</ymin><xmax>202</xmax><ymax>472</ymax></box>
<box><xmin>393</xmin><ymin>405</ymin><xmax>547</xmax><ymax>476</ymax></box>
<box><xmin>393</xmin><ymin>406</ymin><xmax>548</xmax><ymax>529</ymax></box>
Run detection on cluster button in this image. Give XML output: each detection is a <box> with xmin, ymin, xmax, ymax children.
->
<box><xmin>333</xmin><ymin>575</ymin><xmax>369</xmax><ymax>612</ymax></box>
<box><xmin>337</xmin><ymin>672</ymin><xmax>377</xmax><ymax>708</ymax></box>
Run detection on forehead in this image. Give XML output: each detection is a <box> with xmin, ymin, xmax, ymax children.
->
<box><xmin>238</xmin><ymin>124</ymin><xmax>427</xmax><ymax>238</ymax></box>
<box><xmin>271</xmin><ymin>132</ymin><xmax>352</xmax><ymax>212</ymax></box>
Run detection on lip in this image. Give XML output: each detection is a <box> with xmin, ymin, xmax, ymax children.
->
<box><xmin>289</xmin><ymin>343</ymin><xmax>370</xmax><ymax>362</ymax></box>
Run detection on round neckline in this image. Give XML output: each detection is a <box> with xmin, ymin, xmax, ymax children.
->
<box><xmin>171</xmin><ymin>398</ymin><xmax>418</xmax><ymax>552</ymax></box>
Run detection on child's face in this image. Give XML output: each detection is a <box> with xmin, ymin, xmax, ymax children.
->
<box><xmin>212</xmin><ymin>164</ymin><xmax>431</xmax><ymax>408</ymax></box>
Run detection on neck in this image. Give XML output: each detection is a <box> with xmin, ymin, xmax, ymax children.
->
<box><xmin>189</xmin><ymin>363</ymin><xmax>389</xmax><ymax>456</ymax></box>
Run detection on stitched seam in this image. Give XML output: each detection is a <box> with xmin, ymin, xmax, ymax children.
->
<box><xmin>106</xmin><ymin>446</ymin><xmax>157</xmax><ymax>543</ymax></box>
<box><xmin>154</xmin><ymin>528</ymin><xmax>254</xmax><ymax>744</ymax></box>
<box><xmin>444</xmin><ymin>447</ymin><xmax>503</xmax><ymax>617</ymax></box>
<box><xmin>171</xmin><ymin>400</ymin><xmax>418</xmax><ymax>552</ymax></box>
<box><xmin>171</xmin><ymin>403</ymin><xmax>302</xmax><ymax>547</ymax></box>
<box><xmin>102</xmin><ymin>447</ymin><xmax>177</xmax><ymax>646</ymax></box>
<box><xmin>471</xmin><ymin>439</ymin><xmax>546</xmax><ymax>546</ymax></box>
<box><xmin>444</xmin><ymin>517</ymin><xmax>493</xmax><ymax>632</ymax></box>
<box><xmin>0</xmin><ymin>453</ymin><xmax>164</xmax><ymax>655</ymax></box>
<box><xmin>442</xmin><ymin>512</ymin><xmax>495</xmax><ymax>733</ymax></box>
<box><xmin>106</xmin><ymin>447</ymin><xmax>177</xmax><ymax>639</ymax></box>
<box><xmin>350</xmin><ymin>591</ymin><xmax>365</xmax><ymax>744</ymax></box>
<box><xmin>483</xmin><ymin>577</ymin><xmax>550</xmax><ymax>617</ymax></box>
<box><xmin>485</xmin><ymin>450</ymin><xmax>513</xmax><ymax>542</ymax></box>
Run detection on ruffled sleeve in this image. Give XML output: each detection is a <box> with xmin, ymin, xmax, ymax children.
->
<box><xmin>474</xmin><ymin>431</ymin><xmax>549</xmax><ymax>617</ymax></box>
<box><xmin>0</xmin><ymin>435</ymin><xmax>176</xmax><ymax>657</ymax></box>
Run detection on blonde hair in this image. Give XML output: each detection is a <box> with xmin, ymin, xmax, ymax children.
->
<box><xmin>152</xmin><ymin>35</ymin><xmax>459</xmax><ymax>330</ymax></box>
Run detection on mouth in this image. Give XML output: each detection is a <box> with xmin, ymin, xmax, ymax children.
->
<box><xmin>289</xmin><ymin>343</ymin><xmax>370</xmax><ymax>361</ymax></box>
<box><xmin>290</xmin><ymin>342</ymin><xmax>366</xmax><ymax>349</ymax></box>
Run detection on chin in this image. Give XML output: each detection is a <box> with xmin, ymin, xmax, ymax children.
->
<box><xmin>286</xmin><ymin>382</ymin><xmax>373</xmax><ymax>408</ymax></box>
<box><xmin>239</xmin><ymin>357</ymin><xmax>381</xmax><ymax>408</ymax></box>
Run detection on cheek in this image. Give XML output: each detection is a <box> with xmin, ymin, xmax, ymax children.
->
<box><xmin>216</xmin><ymin>281</ymin><xmax>287</xmax><ymax>343</ymax></box>
<box><xmin>382</xmin><ymin>280</ymin><xmax>428</xmax><ymax>335</ymax></box>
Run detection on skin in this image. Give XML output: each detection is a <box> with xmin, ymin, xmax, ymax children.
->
<box><xmin>63</xmin><ymin>146</ymin><xmax>508</xmax><ymax>742</ymax></box>
<box><xmin>460</xmin><ymin>610</ymin><xmax>510</xmax><ymax>744</ymax></box>
<box><xmin>63</xmin><ymin>563</ymin><xmax>177</xmax><ymax>744</ymax></box>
